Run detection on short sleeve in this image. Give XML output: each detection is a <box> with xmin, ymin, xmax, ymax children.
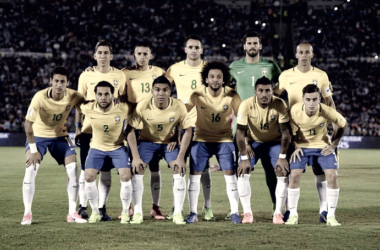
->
<box><xmin>325</xmin><ymin>108</ymin><xmax>347</xmax><ymax>128</ymax></box>
<box><xmin>236</xmin><ymin>100</ymin><xmax>249</xmax><ymax>126</ymax></box>
<box><xmin>25</xmin><ymin>95</ymin><xmax>40</xmax><ymax>122</ymax></box>
<box><xmin>78</xmin><ymin>73</ymin><xmax>87</xmax><ymax>96</ymax></box>
<box><xmin>277</xmin><ymin>99</ymin><xmax>290</xmax><ymax>123</ymax></box>
<box><xmin>118</xmin><ymin>72</ymin><xmax>127</xmax><ymax>97</ymax></box>
<box><xmin>274</xmin><ymin>73</ymin><xmax>285</xmax><ymax>96</ymax></box>
<box><xmin>231</xmin><ymin>92</ymin><xmax>242</xmax><ymax>115</ymax></box>
<box><xmin>164</xmin><ymin>66</ymin><xmax>174</xmax><ymax>83</ymax></box>
<box><xmin>129</xmin><ymin>107</ymin><xmax>142</xmax><ymax>129</ymax></box>
<box><xmin>178</xmin><ymin>104</ymin><xmax>191</xmax><ymax>130</ymax></box>
<box><xmin>321</xmin><ymin>73</ymin><xmax>333</xmax><ymax>98</ymax></box>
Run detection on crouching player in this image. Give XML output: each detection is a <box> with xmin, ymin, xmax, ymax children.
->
<box><xmin>22</xmin><ymin>66</ymin><xmax>88</xmax><ymax>225</ymax></box>
<box><xmin>185</xmin><ymin>61</ymin><xmax>242</xmax><ymax>224</ymax></box>
<box><xmin>127</xmin><ymin>76</ymin><xmax>192</xmax><ymax>225</ymax></box>
<box><xmin>236</xmin><ymin>76</ymin><xmax>291</xmax><ymax>224</ymax></box>
<box><xmin>81</xmin><ymin>81</ymin><xmax>145</xmax><ymax>224</ymax></box>
<box><xmin>286</xmin><ymin>84</ymin><xmax>346</xmax><ymax>226</ymax></box>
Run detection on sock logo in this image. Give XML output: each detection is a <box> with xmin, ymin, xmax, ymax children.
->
<box><xmin>231</xmin><ymin>189</ymin><xmax>238</xmax><ymax>191</ymax></box>
<box><xmin>153</xmin><ymin>187</ymin><xmax>161</xmax><ymax>190</ymax></box>
<box><xmin>177</xmin><ymin>188</ymin><xmax>185</xmax><ymax>191</ymax></box>
<box><xmin>73</xmin><ymin>185</ymin><xmax>79</xmax><ymax>188</ymax></box>
<box><xmin>206</xmin><ymin>185</ymin><xmax>211</xmax><ymax>188</ymax></box>
<box><xmin>122</xmin><ymin>198</ymin><xmax>130</xmax><ymax>201</ymax></box>
<box><xmin>23</xmin><ymin>182</ymin><xmax>32</xmax><ymax>184</ymax></box>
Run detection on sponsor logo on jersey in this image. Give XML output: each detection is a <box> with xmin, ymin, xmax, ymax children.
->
<box><xmin>152</xmin><ymin>75</ymin><xmax>157</xmax><ymax>80</ymax></box>
<box><xmin>129</xmin><ymin>78</ymin><xmax>135</xmax><ymax>81</ymax></box>
<box><xmin>90</xmin><ymin>82</ymin><xmax>97</xmax><ymax>85</ymax></box>
<box><xmin>169</xmin><ymin>117</ymin><xmax>175</xmax><ymax>123</ymax></box>
<box><xmin>113</xmin><ymin>80</ymin><xmax>118</xmax><ymax>86</ymax></box>
<box><xmin>223</xmin><ymin>104</ymin><xmax>228</xmax><ymax>110</ymax></box>
<box><xmin>319</xmin><ymin>123</ymin><xmax>325</xmax><ymax>127</ymax></box>
<box><xmin>65</xmin><ymin>105</ymin><xmax>71</xmax><ymax>111</ymax></box>
<box><xmin>147</xmin><ymin>118</ymin><xmax>154</xmax><ymax>121</ymax></box>
<box><xmin>312</xmin><ymin>80</ymin><xmax>318</xmax><ymax>85</ymax></box>
<box><xmin>270</xmin><ymin>115</ymin><xmax>276</xmax><ymax>120</ymax></box>
<box><xmin>290</xmin><ymin>82</ymin><xmax>296</xmax><ymax>85</ymax></box>
<box><xmin>115</xmin><ymin>116</ymin><xmax>121</xmax><ymax>122</ymax></box>
<box><xmin>262</xmin><ymin>68</ymin><xmax>268</xmax><ymax>76</ymax></box>
<box><xmin>237</xmin><ymin>71</ymin><xmax>244</xmax><ymax>74</ymax></box>
<box><xmin>201</xmin><ymin>106</ymin><xmax>207</xmax><ymax>109</ymax></box>
<box><xmin>179</xmin><ymin>74</ymin><xmax>186</xmax><ymax>77</ymax></box>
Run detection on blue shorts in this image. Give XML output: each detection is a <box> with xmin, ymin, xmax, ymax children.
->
<box><xmin>85</xmin><ymin>147</ymin><xmax>131</xmax><ymax>171</ymax></box>
<box><xmin>290</xmin><ymin>148</ymin><xmax>338</xmax><ymax>171</ymax></box>
<box><xmin>190</xmin><ymin>141</ymin><xmax>235</xmax><ymax>172</ymax></box>
<box><xmin>79</xmin><ymin>133</ymin><xmax>114</xmax><ymax>171</ymax></box>
<box><xmin>25</xmin><ymin>136</ymin><xmax>76</xmax><ymax>165</ymax></box>
<box><xmin>240</xmin><ymin>141</ymin><xmax>282</xmax><ymax>171</ymax></box>
<box><xmin>138</xmin><ymin>140</ymin><xmax>178</xmax><ymax>165</ymax></box>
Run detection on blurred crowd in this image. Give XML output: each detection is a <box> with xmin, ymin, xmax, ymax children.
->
<box><xmin>0</xmin><ymin>0</ymin><xmax>379</xmax><ymax>136</ymax></box>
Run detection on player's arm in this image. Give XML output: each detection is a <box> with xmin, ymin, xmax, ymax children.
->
<box><xmin>236</xmin><ymin>124</ymin><xmax>251</xmax><ymax>177</ymax></box>
<box><xmin>24</xmin><ymin>120</ymin><xmax>41</xmax><ymax>170</ymax></box>
<box><xmin>75</xmin><ymin>107</ymin><xmax>83</xmax><ymax>146</ymax></box>
<box><xmin>321</xmin><ymin>112</ymin><xmax>347</xmax><ymax>156</ymax></box>
<box><xmin>275</xmin><ymin>122</ymin><xmax>291</xmax><ymax>175</ymax></box>
<box><xmin>125</xmin><ymin>125</ymin><xmax>146</xmax><ymax>174</ymax></box>
<box><xmin>171</xmin><ymin>127</ymin><xmax>192</xmax><ymax>177</ymax></box>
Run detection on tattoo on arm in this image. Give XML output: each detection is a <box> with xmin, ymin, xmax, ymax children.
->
<box><xmin>279</xmin><ymin>122</ymin><xmax>291</xmax><ymax>154</ymax></box>
<box><xmin>331</xmin><ymin>124</ymin><xmax>346</xmax><ymax>146</ymax></box>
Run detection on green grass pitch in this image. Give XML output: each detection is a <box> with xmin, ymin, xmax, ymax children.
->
<box><xmin>0</xmin><ymin>147</ymin><xmax>379</xmax><ymax>249</ymax></box>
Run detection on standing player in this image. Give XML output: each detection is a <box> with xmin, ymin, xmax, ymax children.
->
<box><xmin>286</xmin><ymin>84</ymin><xmax>346</xmax><ymax>226</ymax></box>
<box><xmin>127</xmin><ymin>76</ymin><xmax>192</xmax><ymax>225</ymax></box>
<box><xmin>121</xmin><ymin>41</ymin><xmax>166</xmax><ymax>220</ymax></box>
<box><xmin>81</xmin><ymin>81</ymin><xmax>144</xmax><ymax>224</ymax></box>
<box><xmin>236</xmin><ymin>76</ymin><xmax>291</xmax><ymax>224</ymax></box>
<box><xmin>165</xmin><ymin>35</ymin><xmax>214</xmax><ymax>220</ymax></box>
<box><xmin>274</xmin><ymin>42</ymin><xmax>336</xmax><ymax>222</ymax></box>
<box><xmin>22</xmin><ymin>66</ymin><xmax>87</xmax><ymax>225</ymax></box>
<box><xmin>229</xmin><ymin>31</ymin><xmax>282</xmax><ymax>216</ymax></box>
<box><xmin>185</xmin><ymin>61</ymin><xmax>242</xmax><ymax>224</ymax></box>
<box><xmin>75</xmin><ymin>40</ymin><xmax>126</xmax><ymax>221</ymax></box>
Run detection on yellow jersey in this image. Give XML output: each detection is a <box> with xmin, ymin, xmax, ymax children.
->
<box><xmin>78</xmin><ymin>67</ymin><xmax>126</xmax><ymax>134</ymax></box>
<box><xmin>290</xmin><ymin>103</ymin><xmax>347</xmax><ymax>149</ymax></box>
<box><xmin>187</xmin><ymin>86</ymin><xmax>241</xmax><ymax>142</ymax></box>
<box><xmin>165</xmin><ymin>60</ymin><xmax>206</xmax><ymax>127</ymax></box>
<box><xmin>26</xmin><ymin>88</ymin><xmax>84</xmax><ymax>138</ymax></box>
<box><xmin>237</xmin><ymin>96</ymin><xmax>289</xmax><ymax>143</ymax></box>
<box><xmin>130</xmin><ymin>97</ymin><xmax>190</xmax><ymax>144</ymax></box>
<box><xmin>80</xmin><ymin>102</ymin><xmax>131</xmax><ymax>151</ymax></box>
<box><xmin>274</xmin><ymin>66</ymin><xmax>333</xmax><ymax>108</ymax></box>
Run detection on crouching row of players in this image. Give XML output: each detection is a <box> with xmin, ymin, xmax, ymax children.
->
<box><xmin>21</xmin><ymin>63</ymin><xmax>346</xmax><ymax>226</ymax></box>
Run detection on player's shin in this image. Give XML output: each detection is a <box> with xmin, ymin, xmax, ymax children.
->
<box><xmin>274</xmin><ymin>177</ymin><xmax>288</xmax><ymax>214</ymax></box>
<box><xmin>287</xmin><ymin>188</ymin><xmax>300</xmax><ymax>217</ymax></box>
<box><xmin>85</xmin><ymin>181</ymin><xmax>99</xmax><ymax>214</ymax></box>
<box><xmin>120</xmin><ymin>180</ymin><xmax>132</xmax><ymax>213</ymax></box>
<box><xmin>98</xmin><ymin>171</ymin><xmax>112</xmax><ymax>208</ymax></box>
<box><xmin>224</xmin><ymin>175</ymin><xmax>239</xmax><ymax>214</ymax></box>
<box><xmin>23</xmin><ymin>163</ymin><xmax>40</xmax><ymax>215</ymax></box>
<box><xmin>315</xmin><ymin>174</ymin><xmax>328</xmax><ymax>214</ymax></box>
<box><xmin>150</xmin><ymin>170</ymin><xmax>161</xmax><ymax>206</ymax></box>
<box><xmin>188</xmin><ymin>175</ymin><xmax>201</xmax><ymax>213</ymax></box>
<box><xmin>131</xmin><ymin>175</ymin><xmax>144</xmax><ymax>214</ymax></box>
<box><xmin>201</xmin><ymin>168</ymin><xmax>212</xmax><ymax>208</ymax></box>
<box><xmin>65</xmin><ymin>162</ymin><xmax>79</xmax><ymax>215</ymax></box>
<box><xmin>326</xmin><ymin>187</ymin><xmax>340</xmax><ymax>218</ymax></box>
<box><xmin>79</xmin><ymin>170</ymin><xmax>87</xmax><ymax>207</ymax></box>
<box><xmin>173</xmin><ymin>174</ymin><xmax>186</xmax><ymax>214</ymax></box>
<box><xmin>237</xmin><ymin>174</ymin><xmax>252</xmax><ymax>214</ymax></box>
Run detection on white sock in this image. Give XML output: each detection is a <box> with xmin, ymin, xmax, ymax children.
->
<box><xmin>65</xmin><ymin>162</ymin><xmax>79</xmax><ymax>215</ymax></box>
<box><xmin>188</xmin><ymin>175</ymin><xmax>201</xmax><ymax>213</ymax></box>
<box><xmin>79</xmin><ymin>170</ymin><xmax>87</xmax><ymax>207</ymax></box>
<box><xmin>23</xmin><ymin>163</ymin><xmax>40</xmax><ymax>215</ymax></box>
<box><xmin>326</xmin><ymin>187</ymin><xmax>340</xmax><ymax>218</ymax></box>
<box><xmin>85</xmin><ymin>181</ymin><xmax>99</xmax><ymax>214</ymax></box>
<box><xmin>224</xmin><ymin>175</ymin><xmax>239</xmax><ymax>215</ymax></box>
<box><xmin>173</xmin><ymin>174</ymin><xmax>186</xmax><ymax>214</ymax></box>
<box><xmin>98</xmin><ymin>171</ymin><xmax>111</xmax><ymax>208</ymax></box>
<box><xmin>274</xmin><ymin>177</ymin><xmax>288</xmax><ymax>214</ymax></box>
<box><xmin>237</xmin><ymin>174</ymin><xmax>252</xmax><ymax>214</ymax></box>
<box><xmin>315</xmin><ymin>174</ymin><xmax>327</xmax><ymax>214</ymax></box>
<box><xmin>131</xmin><ymin>174</ymin><xmax>144</xmax><ymax>214</ymax></box>
<box><xmin>150</xmin><ymin>171</ymin><xmax>161</xmax><ymax>206</ymax></box>
<box><xmin>288</xmin><ymin>188</ymin><xmax>300</xmax><ymax>217</ymax></box>
<box><xmin>120</xmin><ymin>180</ymin><xmax>132</xmax><ymax>214</ymax></box>
<box><xmin>201</xmin><ymin>168</ymin><xmax>212</xmax><ymax>208</ymax></box>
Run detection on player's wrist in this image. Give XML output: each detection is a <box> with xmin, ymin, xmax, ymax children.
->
<box><xmin>29</xmin><ymin>143</ymin><xmax>38</xmax><ymax>154</ymax></box>
<box><xmin>240</xmin><ymin>155</ymin><xmax>249</xmax><ymax>161</ymax></box>
<box><xmin>279</xmin><ymin>153</ymin><xmax>286</xmax><ymax>159</ymax></box>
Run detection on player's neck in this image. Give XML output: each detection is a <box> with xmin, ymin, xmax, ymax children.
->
<box><xmin>137</xmin><ymin>64</ymin><xmax>150</xmax><ymax>71</ymax></box>
<box><xmin>96</xmin><ymin>65</ymin><xmax>112</xmax><ymax>73</ymax></box>
<box><xmin>154</xmin><ymin>98</ymin><xmax>170</xmax><ymax>110</ymax></box>
<box><xmin>297</xmin><ymin>64</ymin><xmax>312</xmax><ymax>73</ymax></box>
<box><xmin>207</xmin><ymin>86</ymin><xmax>223</xmax><ymax>97</ymax></box>
<box><xmin>186</xmin><ymin>58</ymin><xmax>202</xmax><ymax>67</ymax></box>
<box><xmin>246</xmin><ymin>54</ymin><xmax>260</xmax><ymax>64</ymax></box>
<box><xmin>50</xmin><ymin>90</ymin><xmax>64</xmax><ymax>101</ymax></box>
<box><xmin>305</xmin><ymin>109</ymin><xmax>316</xmax><ymax>117</ymax></box>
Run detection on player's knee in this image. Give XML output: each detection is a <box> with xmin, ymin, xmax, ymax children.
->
<box><xmin>85</xmin><ymin>172</ymin><xmax>96</xmax><ymax>182</ymax></box>
<box><xmin>119</xmin><ymin>169</ymin><xmax>131</xmax><ymax>182</ymax></box>
<box><xmin>325</xmin><ymin>170</ymin><xmax>338</xmax><ymax>188</ymax></box>
<box><xmin>275</xmin><ymin>166</ymin><xmax>285</xmax><ymax>177</ymax></box>
<box><xmin>24</xmin><ymin>164</ymin><xmax>39</xmax><ymax>182</ymax></box>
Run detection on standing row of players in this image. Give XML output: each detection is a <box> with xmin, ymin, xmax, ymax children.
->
<box><xmin>21</xmin><ymin>32</ymin><xmax>346</xmax><ymax>226</ymax></box>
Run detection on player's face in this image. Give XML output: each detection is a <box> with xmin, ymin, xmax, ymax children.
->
<box><xmin>134</xmin><ymin>46</ymin><xmax>152</xmax><ymax>67</ymax></box>
<box><xmin>205</xmin><ymin>69</ymin><xmax>224</xmax><ymax>91</ymax></box>
<box><xmin>244</xmin><ymin>37</ymin><xmax>262</xmax><ymax>58</ymax></box>
<box><xmin>185</xmin><ymin>39</ymin><xmax>203</xmax><ymax>61</ymax></box>
<box><xmin>152</xmin><ymin>83</ymin><xmax>171</xmax><ymax>105</ymax></box>
<box><xmin>50</xmin><ymin>74</ymin><xmax>69</xmax><ymax>94</ymax></box>
<box><xmin>94</xmin><ymin>46</ymin><xmax>113</xmax><ymax>66</ymax></box>
<box><xmin>96</xmin><ymin>87</ymin><xmax>113</xmax><ymax>109</ymax></box>
<box><xmin>296</xmin><ymin>44</ymin><xmax>313</xmax><ymax>67</ymax></box>
<box><xmin>255</xmin><ymin>84</ymin><xmax>273</xmax><ymax>107</ymax></box>
<box><xmin>303</xmin><ymin>92</ymin><xmax>320</xmax><ymax>113</ymax></box>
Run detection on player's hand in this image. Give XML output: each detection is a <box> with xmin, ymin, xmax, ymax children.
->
<box><xmin>83</xmin><ymin>99</ymin><xmax>95</xmax><ymax>105</ymax></box>
<box><xmin>74</xmin><ymin>130</ymin><xmax>81</xmax><ymax>146</ymax></box>
<box><xmin>290</xmin><ymin>147</ymin><xmax>304</xmax><ymax>163</ymax></box>
<box><xmin>84</xmin><ymin>66</ymin><xmax>94</xmax><ymax>72</ymax></box>
<box><xmin>172</xmin><ymin>158</ymin><xmax>186</xmax><ymax>177</ymax></box>
<box><xmin>246</xmin><ymin>144</ymin><xmax>254</xmax><ymax>159</ymax></box>
<box><xmin>26</xmin><ymin>153</ymin><xmax>41</xmax><ymax>170</ymax></box>
<box><xmin>275</xmin><ymin>158</ymin><xmax>289</xmax><ymax>176</ymax></box>
<box><xmin>113</xmin><ymin>98</ymin><xmax>120</xmax><ymax>104</ymax></box>
<box><xmin>321</xmin><ymin>145</ymin><xmax>336</xmax><ymax>156</ymax></box>
<box><xmin>131</xmin><ymin>158</ymin><xmax>147</xmax><ymax>175</ymax></box>
<box><xmin>119</xmin><ymin>94</ymin><xmax>128</xmax><ymax>103</ymax></box>
<box><xmin>167</xmin><ymin>141</ymin><xmax>177</xmax><ymax>152</ymax></box>
<box><xmin>237</xmin><ymin>160</ymin><xmax>251</xmax><ymax>177</ymax></box>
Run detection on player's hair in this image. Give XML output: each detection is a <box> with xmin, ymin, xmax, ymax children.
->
<box><xmin>201</xmin><ymin>61</ymin><xmax>231</xmax><ymax>87</ymax></box>
<box><xmin>95</xmin><ymin>39</ymin><xmax>113</xmax><ymax>54</ymax></box>
<box><xmin>134</xmin><ymin>41</ymin><xmax>152</xmax><ymax>51</ymax></box>
<box><xmin>296</xmin><ymin>42</ymin><xmax>313</xmax><ymax>53</ymax></box>
<box><xmin>255</xmin><ymin>76</ymin><xmax>272</xmax><ymax>89</ymax></box>
<box><xmin>95</xmin><ymin>81</ymin><xmax>115</xmax><ymax>94</ymax></box>
<box><xmin>152</xmin><ymin>75</ymin><xmax>171</xmax><ymax>88</ymax></box>
<box><xmin>243</xmin><ymin>31</ymin><xmax>262</xmax><ymax>44</ymax></box>
<box><xmin>50</xmin><ymin>66</ymin><xmax>70</xmax><ymax>81</ymax></box>
<box><xmin>302</xmin><ymin>84</ymin><xmax>319</xmax><ymax>96</ymax></box>
<box><xmin>186</xmin><ymin>35</ymin><xmax>202</xmax><ymax>46</ymax></box>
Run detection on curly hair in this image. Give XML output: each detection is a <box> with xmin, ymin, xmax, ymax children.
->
<box><xmin>201</xmin><ymin>61</ymin><xmax>231</xmax><ymax>87</ymax></box>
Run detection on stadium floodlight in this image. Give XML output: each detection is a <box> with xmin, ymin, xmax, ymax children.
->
<box><xmin>211</xmin><ymin>18</ymin><xmax>214</xmax><ymax>22</ymax></box>
<box><xmin>347</xmin><ymin>0</ymin><xmax>350</xmax><ymax>2</ymax></box>
<box><xmin>222</xmin><ymin>44</ymin><xmax>226</xmax><ymax>48</ymax></box>
<box><xmin>318</xmin><ymin>29</ymin><xmax>321</xmax><ymax>33</ymax></box>
<box><xmin>334</xmin><ymin>7</ymin><xmax>338</xmax><ymax>11</ymax></box>
<box><xmin>255</xmin><ymin>21</ymin><xmax>259</xmax><ymax>25</ymax></box>
<box><xmin>375</xmin><ymin>55</ymin><xmax>378</xmax><ymax>59</ymax></box>
<box><xmin>262</xmin><ymin>23</ymin><xmax>266</xmax><ymax>27</ymax></box>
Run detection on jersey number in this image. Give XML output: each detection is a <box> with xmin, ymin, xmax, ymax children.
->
<box><xmin>309</xmin><ymin>129</ymin><xmax>316</xmax><ymax>135</ymax></box>
<box><xmin>260</xmin><ymin>123</ymin><xmax>269</xmax><ymax>130</ymax></box>
<box><xmin>141</xmin><ymin>83</ymin><xmax>150</xmax><ymax>93</ymax></box>
<box><xmin>158</xmin><ymin>124</ymin><xmax>163</xmax><ymax>131</ymax></box>
<box><xmin>211</xmin><ymin>113</ymin><xmax>221</xmax><ymax>122</ymax></box>
<box><xmin>191</xmin><ymin>80</ymin><xmax>197</xmax><ymax>90</ymax></box>
<box><xmin>104</xmin><ymin>125</ymin><xmax>109</xmax><ymax>133</ymax></box>
<box><xmin>52</xmin><ymin>114</ymin><xmax>62</xmax><ymax>121</ymax></box>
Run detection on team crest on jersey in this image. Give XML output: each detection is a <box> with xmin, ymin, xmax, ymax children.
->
<box><xmin>169</xmin><ymin>117</ymin><xmax>175</xmax><ymax>123</ymax></box>
<box><xmin>312</xmin><ymin>79</ymin><xmax>318</xmax><ymax>85</ymax></box>
<box><xmin>319</xmin><ymin>123</ymin><xmax>325</xmax><ymax>127</ymax></box>
<box><xmin>262</xmin><ymin>68</ymin><xmax>268</xmax><ymax>76</ymax></box>
<box><xmin>115</xmin><ymin>116</ymin><xmax>121</xmax><ymax>122</ymax></box>
<box><xmin>152</xmin><ymin>75</ymin><xmax>157</xmax><ymax>80</ymax></box>
<box><xmin>270</xmin><ymin>115</ymin><xmax>276</xmax><ymax>121</ymax></box>
<box><xmin>223</xmin><ymin>105</ymin><xmax>228</xmax><ymax>111</ymax></box>
<box><xmin>65</xmin><ymin>105</ymin><xmax>71</xmax><ymax>111</ymax></box>
<box><xmin>113</xmin><ymin>80</ymin><xmax>118</xmax><ymax>86</ymax></box>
